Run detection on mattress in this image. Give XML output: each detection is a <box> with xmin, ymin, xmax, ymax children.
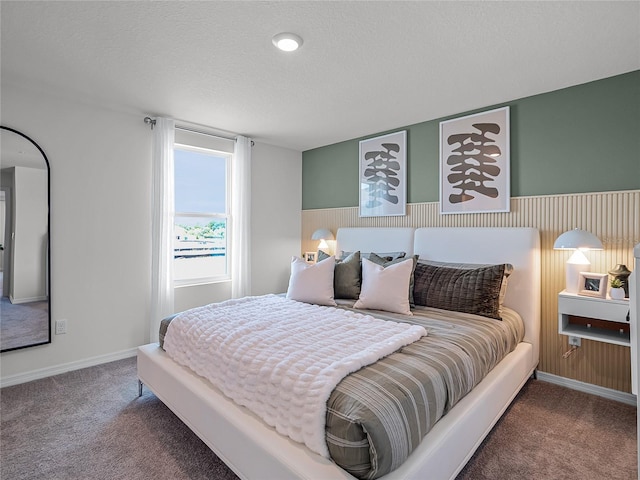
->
<box><xmin>158</xmin><ymin>301</ymin><xmax>524</xmax><ymax>480</ymax></box>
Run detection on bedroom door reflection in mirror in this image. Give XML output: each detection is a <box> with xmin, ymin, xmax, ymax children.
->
<box><xmin>0</xmin><ymin>126</ymin><xmax>51</xmax><ymax>352</ymax></box>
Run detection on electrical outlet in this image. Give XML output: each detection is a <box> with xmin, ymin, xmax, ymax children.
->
<box><xmin>568</xmin><ymin>336</ymin><xmax>581</xmax><ymax>347</ymax></box>
<box><xmin>55</xmin><ymin>319</ymin><xmax>67</xmax><ymax>335</ymax></box>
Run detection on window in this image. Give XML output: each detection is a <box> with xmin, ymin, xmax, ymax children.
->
<box><xmin>173</xmin><ymin>144</ymin><xmax>231</xmax><ymax>285</ymax></box>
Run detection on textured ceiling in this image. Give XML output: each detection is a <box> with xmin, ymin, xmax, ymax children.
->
<box><xmin>1</xmin><ymin>1</ymin><xmax>639</xmax><ymax>151</ymax></box>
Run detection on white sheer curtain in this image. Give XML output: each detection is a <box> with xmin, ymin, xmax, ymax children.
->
<box><xmin>231</xmin><ymin>136</ymin><xmax>252</xmax><ymax>298</ymax></box>
<box><xmin>150</xmin><ymin>118</ymin><xmax>175</xmax><ymax>342</ymax></box>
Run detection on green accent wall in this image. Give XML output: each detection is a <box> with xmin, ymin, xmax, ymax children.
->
<box><xmin>302</xmin><ymin>71</ymin><xmax>640</xmax><ymax>210</ymax></box>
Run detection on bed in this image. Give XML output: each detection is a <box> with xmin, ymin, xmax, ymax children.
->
<box><xmin>137</xmin><ymin>226</ymin><xmax>540</xmax><ymax>479</ymax></box>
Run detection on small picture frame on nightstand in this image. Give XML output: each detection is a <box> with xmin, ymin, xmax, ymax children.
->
<box><xmin>577</xmin><ymin>272</ymin><xmax>608</xmax><ymax>298</ymax></box>
<box><xmin>303</xmin><ymin>252</ymin><xmax>316</xmax><ymax>263</ymax></box>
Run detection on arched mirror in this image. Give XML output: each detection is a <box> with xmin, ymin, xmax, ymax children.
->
<box><xmin>0</xmin><ymin>126</ymin><xmax>51</xmax><ymax>352</ymax></box>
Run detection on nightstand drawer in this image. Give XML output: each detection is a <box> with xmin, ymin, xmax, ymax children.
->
<box><xmin>558</xmin><ymin>294</ymin><xmax>629</xmax><ymax>323</ymax></box>
<box><xmin>558</xmin><ymin>290</ymin><xmax>631</xmax><ymax>346</ymax></box>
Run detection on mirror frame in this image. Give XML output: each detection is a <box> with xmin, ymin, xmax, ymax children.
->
<box><xmin>0</xmin><ymin>126</ymin><xmax>51</xmax><ymax>352</ymax></box>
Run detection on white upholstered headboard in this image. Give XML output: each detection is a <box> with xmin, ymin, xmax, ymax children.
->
<box><xmin>335</xmin><ymin>227</ymin><xmax>541</xmax><ymax>363</ymax></box>
<box><xmin>335</xmin><ymin>227</ymin><xmax>415</xmax><ymax>257</ymax></box>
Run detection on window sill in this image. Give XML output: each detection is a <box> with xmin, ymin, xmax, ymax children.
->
<box><xmin>175</xmin><ymin>278</ymin><xmax>232</xmax><ymax>289</ymax></box>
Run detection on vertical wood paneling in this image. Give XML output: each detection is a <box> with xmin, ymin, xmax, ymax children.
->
<box><xmin>302</xmin><ymin>190</ymin><xmax>640</xmax><ymax>392</ymax></box>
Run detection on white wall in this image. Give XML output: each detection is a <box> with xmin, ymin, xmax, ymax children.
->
<box><xmin>250</xmin><ymin>142</ymin><xmax>302</xmax><ymax>296</ymax></box>
<box><xmin>0</xmin><ymin>82</ymin><xmax>302</xmax><ymax>383</ymax></box>
<box><xmin>11</xmin><ymin>166</ymin><xmax>48</xmax><ymax>303</ymax></box>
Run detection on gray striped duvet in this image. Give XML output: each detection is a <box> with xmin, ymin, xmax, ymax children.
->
<box><xmin>326</xmin><ymin>302</ymin><xmax>524</xmax><ymax>479</ymax></box>
<box><xmin>159</xmin><ymin>303</ymin><xmax>524</xmax><ymax>480</ymax></box>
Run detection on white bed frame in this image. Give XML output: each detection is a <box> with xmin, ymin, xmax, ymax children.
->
<box><xmin>138</xmin><ymin>227</ymin><xmax>540</xmax><ymax>480</ymax></box>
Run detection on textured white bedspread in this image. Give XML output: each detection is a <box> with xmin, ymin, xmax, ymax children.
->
<box><xmin>163</xmin><ymin>294</ymin><xmax>426</xmax><ymax>457</ymax></box>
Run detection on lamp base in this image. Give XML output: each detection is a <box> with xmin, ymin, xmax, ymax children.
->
<box><xmin>565</xmin><ymin>250</ymin><xmax>591</xmax><ymax>293</ymax></box>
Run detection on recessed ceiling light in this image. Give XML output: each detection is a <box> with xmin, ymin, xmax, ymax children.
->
<box><xmin>272</xmin><ymin>32</ymin><xmax>303</xmax><ymax>52</ymax></box>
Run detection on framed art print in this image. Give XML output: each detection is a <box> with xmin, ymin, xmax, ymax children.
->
<box><xmin>359</xmin><ymin>130</ymin><xmax>407</xmax><ymax>217</ymax></box>
<box><xmin>440</xmin><ymin>106</ymin><xmax>510</xmax><ymax>214</ymax></box>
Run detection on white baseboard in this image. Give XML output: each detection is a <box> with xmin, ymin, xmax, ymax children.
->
<box><xmin>0</xmin><ymin>347</ymin><xmax>138</xmax><ymax>388</ymax></box>
<box><xmin>8</xmin><ymin>294</ymin><xmax>48</xmax><ymax>304</ymax></box>
<box><xmin>537</xmin><ymin>371</ymin><xmax>637</xmax><ymax>406</ymax></box>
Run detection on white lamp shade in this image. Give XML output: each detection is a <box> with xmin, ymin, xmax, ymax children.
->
<box><xmin>554</xmin><ymin>228</ymin><xmax>602</xmax><ymax>293</ymax></box>
<box><xmin>312</xmin><ymin>228</ymin><xmax>333</xmax><ymax>252</ymax></box>
<box><xmin>553</xmin><ymin>228</ymin><xmax>603</xmax><ymax>250</ymax></box>
<box><xmin>311</xmin><ymin>228</ymin><xmax>334</xmax><ymax>241</ymax></box>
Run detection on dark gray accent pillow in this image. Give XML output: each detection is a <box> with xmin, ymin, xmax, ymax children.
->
<box><xmin>413</xmin><ymin>263</ymin><xmax>507</xmax><ymax>320</ymax></box>
<box><xmin>417</xmin><ymin>260</ymin><xmax>513</xmax><ymax>315</ymax></box>
<box><xmin>417</xmin><ymin>259</ymin><xmax>513</xmax><ymax>277</ymax></box>
<box><xmin>369</xmin><ymin>253</ymin><xmax>419</xmax><ymax>307</ymax></box>
<box><xmin>318</xmin><ymin>250</ymin><xmax>361</xmax><ymax>299</ymax></box>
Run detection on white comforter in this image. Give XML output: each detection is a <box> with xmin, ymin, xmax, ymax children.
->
<box><xmin>163</xmin><ymin>294</ymin><xmax>427</xmax><ymax>457</ymax></box>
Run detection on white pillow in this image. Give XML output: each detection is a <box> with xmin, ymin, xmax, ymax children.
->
<box><xmin>286</xmin><ymin>255</ymin><xmax>337</xmax><ymax>306</ymax></box>
<box><xmin>354</xmin><ymin>257</ymin><xmax>413</xmax><ymax>315</ymax></box>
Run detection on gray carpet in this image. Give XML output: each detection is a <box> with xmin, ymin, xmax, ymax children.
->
<box><xmin>0</xmin><ymin>272</ymin><xmax>50</xmax><ymax>351</ymax></box>
<box><xmin>0</xmin><ymin>295</ymin><xmax>49</xmax><ymax>351</ymax></box>
<box><xmin>457</xmin><ymin>380</ymin><xmax>637</xmax><ymax>480</ymax></box>
<box><xmin>0</xmin><ymin>357</ymin><xmax>636</xmax><ymax>479</ymax></box>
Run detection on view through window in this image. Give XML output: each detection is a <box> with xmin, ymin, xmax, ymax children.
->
<box><xmin>174</xmin><ymin>145</ymin><xmax>230</xmax><ymax>284</ymax></box>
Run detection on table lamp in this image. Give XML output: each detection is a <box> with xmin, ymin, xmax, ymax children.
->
<box><xmin>553</xmin><ymin>228</ymin><xmax>603</xmax><ymax>293</ymax></box>
<box><xmin>311</xmin><ymin>228</ymin><xmax>334</xmax><ymax>251</ymax></box>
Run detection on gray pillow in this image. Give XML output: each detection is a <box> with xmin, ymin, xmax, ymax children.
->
<box><xmin>341</xmin><ymin>251</ymin><xmax>406</xmax><ymax>262</ymax></box>
<box><xmin>417</xmin><ymin>260</ymin><xmax>513</xmax><ymax>315</ymax></box>
<box><xmin>417</xmin><ymin>260</ymin><xmax>513</xmax><ymax>277</ymax></box>
<box><xmin>368</xmin><ymin>252</ymin><xmax>419</xmax><ymax>307</ymax></box>
<box><xmin>318</xmin><ymin>250</ymin><xmax>361</xmax><ymax>299</ymax></box>
<box><xmin>413</xmin><ymin>262</ymin><xmax>508</xmax><ymax>320</ymax></box>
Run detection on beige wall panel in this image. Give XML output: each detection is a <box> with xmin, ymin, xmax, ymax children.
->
<box><xmin>302</xmin><ymin>190</ymin><xmax>640</xmax><ymax>392</ymax></box>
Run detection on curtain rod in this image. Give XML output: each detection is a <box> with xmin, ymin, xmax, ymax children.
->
<box><xmin>144</xmin><ymin>116</ymin><xmax>240</xmax><ymax>143</ymax></box>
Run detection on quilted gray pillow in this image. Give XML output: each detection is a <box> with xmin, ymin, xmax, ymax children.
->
<box><xmin>413</xmin><ymin>263</ymin><xmax>507</xmax><ymax>320</ymax></box>
<box><xmin>417</xmin><ymin>260</ymin><xmax>513</xmax><ymax>316</ymax></box>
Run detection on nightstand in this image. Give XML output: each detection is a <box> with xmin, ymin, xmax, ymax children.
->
<box><xmin>558</xmin><ymin>290</ymin><xmax>631</xmax><ymax>346</ymax></box>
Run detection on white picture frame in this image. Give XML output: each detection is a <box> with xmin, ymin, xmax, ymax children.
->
<box><xmin>303</xmin><ymin>252</ymin><xmax>316</xmax><ymax>263</ymax></box>
<box><xmin>577</xmin><ymin>272</ymin><xmax>608</xmax><ymax>298</ymax></box>
<box><xmin>440</xmin><ymin>106</ymin><xmax>510</xmax><ymax>214</ymax></box>
<box><xmin>359</xmin><ymin>131</ymin><xmax>407</xmax><ymax>217</ymax></box>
